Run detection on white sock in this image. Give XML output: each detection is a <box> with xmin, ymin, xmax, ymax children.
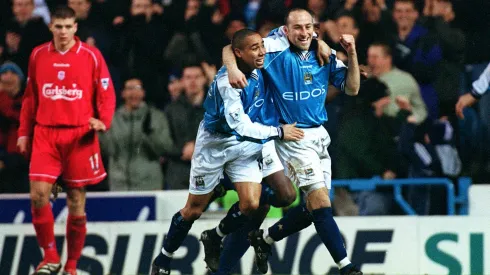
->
<box><xmin>263</xmin><ymin>229</ymin><xmax>275</xmax><ymax>245</ymax></box>
<box><xmin>161</xmin><ymin>248</ymin><xmax>173</xmax><ymax>258</ymax></box>
<box><xmin>337</xmin><ymin>257</ymin><xmax>351</xmax><ymax>269</ymax></box>
<box><xmin>216</xmin><ymin>226</ymin><xmax>225</xmax><ymax>237</ymax></box>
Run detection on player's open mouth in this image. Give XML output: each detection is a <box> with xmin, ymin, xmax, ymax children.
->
<box><xmin>299</xmin><ymin>38</ymin><xmax>309</xmax><ymax>44</ymax></box>
<box><xmin>256</xmin><ymin>58</ymin><xmax>264</xmax><ymax>65</ymax></box>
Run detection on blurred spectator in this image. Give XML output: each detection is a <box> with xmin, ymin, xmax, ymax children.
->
<box><xmin>111</xmin><ymin>0</ymin><xmax>170</xmax><ymax>109</ymax></box>
<box><xmin>205</xmin><ymin>13</ymin><xmax>246</xmax><ymax>66</ymax></box>
<box><xmin>33</xmin><ymin>0</ymin><xmax>51</xmax><ymax>24</ymax></box>
<box><xmin>243</xmin><ymin>0</ymin><xmax>261</xmax><ymax>28</ymax></box>
<box><xmin>391</xmin><ymin>0</ymin><xmax>442</xmax><ymax>119</ymax></box>
<box><xmin>167</xmin><ymin>72</ymin><xmax>183</xmax><ymax>103</ymax></box>
<box><xmin>335</xmin><ymin>79</ymin><xmax>403</xmax><ymax>215</ymax></box>
<box><xmin>307</xmin><ymin>0</ymin><xmax>328</xmax><ymax>22</ymax></box>
<box><xmin>357</xmin><ymin>0</ymin><xmax>394</xmax><ymax>61</ymax></box>
<box><xmin>458</xmin><ymin>0</ymin><xmax>490</xmax><ymax>148</ymax></box>
<box><xmin>164</xmin><ymin>0</ymin><xmax>214</xmax><ymax>68</ymax></box>
<box><xmin>421</xmin><ymin>0</ymin><xmax>464</xmax><ymax>118</ymax></box>
<box><xmin>257</xmin><ymin>18</ymin><xmax>282</xmax><ymax>38</ymax></box>
<box><xmin>99</xmin><ymin>78</ymin><xmax>176</xmax><ymax>191</ymax></box>
<box><xmin>227</xmin><ymin>0</ymin><xmax>287</xmax><ymax>29</ymax></box>
<box><xmin>332</xmin><ymin>13</ymin><xmax>363</xmax><ymax>63</ymax></box>
<box><xmin>367</xmin><ymin>42</ymin><xmax>428</xmax><ymax>125</ymax></box>
<box><xmin>0</xmin><ymin>62</ymin><xmax>29</xmax><ymax>193</ymax></box>
<box><xmin>2</xmin><ymin>0</ymin><xmax>51</xmax><ymax>74</ymax></box>
<box><xmin>164</xmin><ymin>63</ymin><xmax>206</xmax><ymax>190</ymax></box>
<box><xmin>68</xmin><ymin>0</ymin><xmax>111</xmax><ymax>55</ymax></box>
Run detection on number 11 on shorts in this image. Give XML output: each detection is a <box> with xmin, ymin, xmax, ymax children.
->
<box><xmin>89</xmin><ymin>153</ymin><xmax>100</xmax><ymax>172</ymax></box>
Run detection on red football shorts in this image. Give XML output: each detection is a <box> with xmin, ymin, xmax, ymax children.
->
<box><xmin>29</xmin><ymin>125</ymin><xmax>106</xmax><ymax>188</ymax></box>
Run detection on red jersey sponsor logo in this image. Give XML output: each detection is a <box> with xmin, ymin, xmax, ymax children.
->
<box><xmin>42</xmin><ymin>83</ymin><xmax>83</xmax><ymax>101</ymax></box>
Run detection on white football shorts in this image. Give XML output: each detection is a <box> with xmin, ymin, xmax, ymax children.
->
<box><xmin>261</xmin><ymin>141</ymin><xmax>284</xmax><ymax>178</ymax></box>
<box><xmin>275</xmin><ymin>125</ymin><xmax>332</xmax><ymax>192</ymax></box>
<box><xmin>189</xmin><ymin>121</ymin><xmax>263</xmax><ymax>195</ymax></box>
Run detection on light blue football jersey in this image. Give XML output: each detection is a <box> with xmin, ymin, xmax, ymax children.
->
<box><xmin>203</xmin><ymin>66</ymin><xmax>279</xmax><ymax>143</ymax></box>
<box><xmin>263</xmin><ymin>28</ymin><xmax>348</xmax><ymax>128</ymax></box>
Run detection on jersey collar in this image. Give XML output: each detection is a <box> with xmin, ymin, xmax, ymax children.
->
<box><xmin>288</xmin><ymin>40</ymin><xmax>314</xmax><ymax>61</ymax></box>
<box><xmin>244</xmin><ymin>69</ymin><xmax>259</xmax><ymax>81</ymax></box>
<box><xmin>48</xmin><ymin>36</ymin><xmax>82</xmax><ymax>54</ymax></box>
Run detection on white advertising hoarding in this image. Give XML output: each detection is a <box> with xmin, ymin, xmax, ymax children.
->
<box><xmin>0</xmin><ymin>217</ymin><xmax>487</xmax><ymax>275</ymax></box>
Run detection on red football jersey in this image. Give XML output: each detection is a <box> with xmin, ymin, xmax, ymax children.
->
<box><xmin>18</xmin><ymin>37</ymin><xmax>115</xmax><ymax>138</ymax></box>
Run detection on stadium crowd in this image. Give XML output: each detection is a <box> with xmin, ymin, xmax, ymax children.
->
<box><xmin>0</xmin><ymin>0</ymin><xmax>489</xmax><ymax>215</ymax></box>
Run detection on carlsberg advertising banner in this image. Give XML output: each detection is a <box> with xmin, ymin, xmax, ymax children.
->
<box><xmin>0</xmin><ymin>217</ymin><xmax>488</xmax><ymax>275</ymax></box>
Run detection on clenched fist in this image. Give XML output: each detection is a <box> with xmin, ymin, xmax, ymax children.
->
<box><xmin>339</xmin><ymin>34</ymin><xmax>356</xmax><ymax>55</ymax></box>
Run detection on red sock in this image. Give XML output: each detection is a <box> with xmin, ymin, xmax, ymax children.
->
<box><xmin>31</xmin><ymin>204</ymin><xmax>59</xmax><ymax>262</ymax></box>
<box><xmin>65</xmin><ymin>215</ymin><xmax>87</xmax><ymax>270</ymax></box>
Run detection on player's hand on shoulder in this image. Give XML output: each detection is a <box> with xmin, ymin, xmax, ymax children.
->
<box><xmin>280</xmin><ymin>122</ymin><xmax>304</xmax><ymax>141</ymax></box>
<box><xmin>316</xmin><ymin>40</ymin><xmax>331</xmax><ymax>66</ymax></box>
<box><xmin>339</xmin><ymin>34</ymin><xmax>356</xmax><ymax>55</ymax></box>
<box><xmin>89</xmin><ymin>117</ymin><xmax>107</xmax><ymax>132</ymax></box>
<box><xmin>17</xmin><ymin>137</ymin><xmax>31</xmax><ymax>156</ymax></box>
<box><xmin>228</xmin><ymin>68</ymin><xmax>248</xmax><ymax>89</ymax></box>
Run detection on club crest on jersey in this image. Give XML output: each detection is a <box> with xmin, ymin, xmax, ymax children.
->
<box><xmin>57</xmin><ymin>71</ymin><xmax>65</xmax><ymax>80</ymax></box>
<box><xmin>304</xmin><ymin>71</ymin><xmax>312</xmax><ymax>85</ymax></box>
<box><xmin>101</xmin><ymin>78</ymin><xmax>110</xmax><ymax>90</ymax></box>
<box><xmin>254</xmin><ymin>89</ymin><xmax>260</xmax><ymax>100</ymax></box>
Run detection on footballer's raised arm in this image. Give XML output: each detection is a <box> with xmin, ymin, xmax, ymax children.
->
<box><xmin>340</xmin><ymin>34</ymin><xmax>360</xmax><ymax>96</ymax></box>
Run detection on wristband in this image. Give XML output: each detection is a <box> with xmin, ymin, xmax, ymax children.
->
<box><xmin>470</xmin><ymin>89</ymin><xmax>482</xmax><ymax>99</ymax></box>
<box><xmin>277</xmin><ymin>126</ymin><xmax>284</xmax><ymax>140</ymax></box>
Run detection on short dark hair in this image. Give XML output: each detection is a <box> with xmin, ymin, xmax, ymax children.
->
<box><xmin>51</xmin><ymin>6</ymin><xmax>76</xmax><ymax>20</ymax></box>
<box><xmin>335</xmin><ymin>11</ymin><xmax>359</xmax><ymax>29</ymax></box>
<box><xmin>394</xmin><ymin>0</ymin><xmax>417</xmax><ymax>9</ymax></box>
<box><xmin>284</xmin><ymin>8</ymin><xmax>314</xmax><ymax>25</ymax></box>
<box><xmin>181</xmin><ymin>60</ymin><xmax>205</xmax><ymax>76</ymax></box>
<box><xmin>370</xmin><ymin>42</ymin><xmax>392</xmax><ymax>57</ymax></box>
<box><xmin>231</xmin><ymin>29</ymin><xmax>260</xmax><ymax>50</ymax></box>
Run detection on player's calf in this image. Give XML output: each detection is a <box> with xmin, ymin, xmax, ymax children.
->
<box><xmin>305</xmin><ymin>187</ymin><xmax>360</xmax><ymax>274</ymax></box>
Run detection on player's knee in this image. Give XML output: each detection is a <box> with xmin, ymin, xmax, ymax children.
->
<box><xmin>66</xmin><ymin>196</ymin><xmax>85</xmax><ymax>214</ymax></box>
<box><xmin>304</xmin><ymin>186</ymin><xmax>331</xmax><ymax>210</ymax></box>
<box><xmin>181</xmin><ymin>207</ymin><xmax>203</xmax><ymax>221</ymax></box>
<box><xmin>30</xmin><ymin>187</ymin><xmax>50</xmax><ymax>208</ymax></box>
<box><xmin>239</xmin><ymin>198</ymin><xmax>260</xmax><ymax>215</ymax></box>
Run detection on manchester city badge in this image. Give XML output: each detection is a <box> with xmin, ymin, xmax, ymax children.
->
<box><xmin>304</xmin><ymin>71</ymin><xmax>312</xmax><ymax>85</ymax></box>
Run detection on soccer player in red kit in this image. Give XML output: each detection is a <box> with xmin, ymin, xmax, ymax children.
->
<box><xmin>16</xmin><ymin>6</ymin><xmax>115</xmax><ymax>275</ymax></box>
